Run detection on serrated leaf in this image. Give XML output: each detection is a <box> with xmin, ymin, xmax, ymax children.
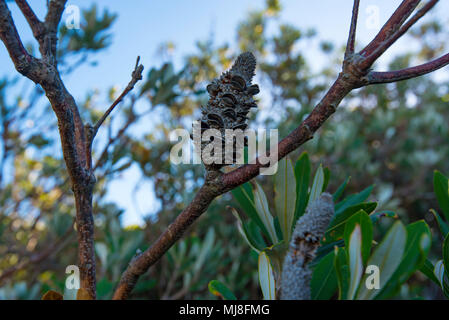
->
<box><xmin>258</xmin><ymin>251</ymin><xmax>276</xmax><ymax>300</ymax></box>
<box><xmin>274</xmin><ymin>157</ymin><xmax>296</xmax><ymax>242</ymax></box>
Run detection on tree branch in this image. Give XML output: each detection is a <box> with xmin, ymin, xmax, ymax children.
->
<box><xmin>91</xmin><ymin>56</ymin><xmax>144</xmax><ymax>142</ymax></box>
<box><xmin>360</xmin><ymin>0</ymin><xmax>439</xmax><ymax>70</ymax></box>
<box><xmin>113</xmin><ymin>0</ymin><xmax>449</xmax><ymax>300</ymax></box>
<box><xmin>14</xmin><ymin>0</ymin><xmax>45</xmax><ymax>40</ymax></box>
<box><xmin>1</xmin><ymin>0</ymin><xmax>97</xmax><ymax>298</ymax></box>
<box><xmin>367</xmin><ymin>52</ymin><xmax>449</xmax><ymax>84</ymax></box>
<box><xmin>359</xmin><ymin>0</ymin><xmax>421</xmax><ymax>70</ymax></box>
<box><xmin>344</xmin><ymin>0</ymin><xmax>360</xmax><ymax>59</ymax></box>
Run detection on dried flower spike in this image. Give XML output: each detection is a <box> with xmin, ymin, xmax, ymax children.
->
<box><xmin>193</xmin><ymin>52</ymin><xmax>259</xmax><ymax>171</ymax></box>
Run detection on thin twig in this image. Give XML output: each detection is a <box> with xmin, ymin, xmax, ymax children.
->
<box><xmin>362</xmin><ymin>0</ymin><xmax>439</xmax><ymax>68</ymax></box>
<box><xmin>367</xmin><ymin>52</ymin><xmax>449</xmax><ymax>84</ymax></box>
<box><xmin>345</xmin><ymin>0</ymin><xmax>360</xmax><ymax>59</ymax></box>
<box><xmin>91</xmin><ymin>56</ymin><xmax>144</xmax><ymax>142</ymax></box>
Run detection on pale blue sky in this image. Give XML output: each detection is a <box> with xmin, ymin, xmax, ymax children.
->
<box><xmin>1</xmin><ymin>1</ymin><xmax>447</xmax><ymax>226</ymax></box>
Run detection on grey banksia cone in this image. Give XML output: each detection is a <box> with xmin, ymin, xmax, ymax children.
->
<box><xmin>280</xmin><ymin>193</ymin><xmax>335</xmax><ymax>300</ymax></box>
<box><xmin>193</xmin><ymin>52</ymin><xmax>259</xmax><ymax>171</ymax></box>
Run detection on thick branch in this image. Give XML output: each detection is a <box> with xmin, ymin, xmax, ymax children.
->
<box><xmin>1</xmin><ymin>0</ymin><xmax>96</xmax><ymax>298</ymax></box>
<box><xmin>112</xmin><ymin>172</ymin><xmax>224</xmax><ymax>300</ymax></box>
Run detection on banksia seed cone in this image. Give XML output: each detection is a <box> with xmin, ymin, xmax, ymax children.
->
<box><xmin>193</xmin><ymin>52</ymin><xmax>259</xmax><ymax>171</ymax></box>
<box><xmin>280</xmin><ymin>193</ymin><xmax>334</xmax><ymax>300</ymax></box>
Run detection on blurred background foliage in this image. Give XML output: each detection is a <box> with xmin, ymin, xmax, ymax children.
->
<box><xmin>0</xmin><ymin>0</ymin><xmax>448</xmax><ymax>299</ymax></box>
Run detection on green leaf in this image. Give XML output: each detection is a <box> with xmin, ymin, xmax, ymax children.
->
<box><xmin>444</xmin><ymin>234</ymin><xmax>449</xmax><ymax>281</ymax></box>
<box><xmin>347</xmin><ymin>225</ymin><xmax>363</xmax><ymax>300</ymax></box>
<box><xmin>434</xmin><ymin>170</ymin><xmax>449</xmax><ymax>221</ymax></box>
<box><xmin>231</xmin><ymin>207</ymin><xmax>264</xmax><ymax>252</ymax></box>
<box><xmin>323</xmin><ymin>167</ymin><xmax>331</xmax><ymax>192</ymax></box>
<box><xmin>274</xmin><ymin>157</ymin><xmax>296</xmax><ymax>242</ymax></box>
<box><xmin>324</xmin><ymin>202</ymin><xmax>377</xmax><ymax>243</ymax></box>
<box><xmin>369</xmin><ymin>210</ymin><xmax>398</xmax><ymax>224</ymax></box>
<box><xmin>253</xmin><ymin>182</ymin><xmax>279</xmax><ymax>244</ymax></box>
<box><xmin>357</xmin><ymin>221</ymin><xmax>406</xmax><ymax>300</ymax></box>
<box><xmin>258</xmin><ymin>251</ymin><xmax>276</xmax><ymax>300</ymax></box>
<box><xmin>344</xmin><ymin>210</ymin><xmax>373</xmax><ymax>264</ymax></box>
<box><xmin>376</xmin><ymin>220</ymin><xmax>431</xmax><ymax>299</ymax></box>
<box><xmin>232</xmin><ymin>183</ymin><xmax>270</xmax><ymax>239</ymax></box>
<box><xmin>311</xmin><ymin>252</ymin><xmax>338</xmax><ymax>300</ymax></box>
<box><xmin>420</xmin><ymin>259</ymin><xmax>441</xmax><ymax>287</ymax></box>
<box><xmin>334</xmin><ymin>247</ymin><xmax>349</xmax><ymax>300</ymax></box>
<box><xmin>294</xmin><ymin>152</ymin><xmax>310</xmax><ymax>222</ymax></box>
<box><xmin>309</xmin><ymin>164</ymin><xmax>324</xmax><ymax>203</ymax></box>
<box><xmin>333</xmin><ymin>176</ymin><xmax>351</xmax><ymax>203</ymax></box>
<box><xmin>430</xmin><ymin>209</ymin><xmax>449</xmax><ymax>237</ymax></box>
<box><xmin>335</xmin><ymin>185</ymin><xmax>373</xmax><ymax>215</ymax></box>
<box><xmin>208</xmin><ymin>280</ymin><xmax>237</xmax><ymax>300</ymax></box>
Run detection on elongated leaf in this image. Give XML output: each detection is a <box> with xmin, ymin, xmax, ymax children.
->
<box><xmin>434</xmin><ymin>171</ymin><xmax>449</xmax><ymax>221</ymax></box>
<box><xmin>444</xmin><ymin>234</ymin><xmax>449</xmax><ymax>280</ymax></box>
<box><xmin>376</xmin><ymin>221</ymin><xmax>431</xmax><ymax>299</ymax></box>
<box><xmin>309</xmin><ymin>164</ymin><xmax>324</xmax><ymax>203</ymax></box>
<box><xmin>357</xmin><ymin>221</ymin><xmax>406</xmax><ymax>300</ymax></box>
<box><xmin>369</xmin><ymin>210</ymin><xmax>398</xmax><ymax>224</ymax></box>
<box><xmin>311</xmin><ymin>252</ymin><xmax>338</xmax><ymax>300</ymax></box>
<box><xmin>334</xmin><ymin>247</ymin><xmax>349</xmax><ymax>300</ymax></box>
<box><xmin>275</xmin><ymin>157</ymin><xmax>296</xmax><ymax>242</ymax></box>
<box><xmin>232</xmin><ymin>183</ymin><xmax>270</xmax><ymax>238</ymax></box>
<box><xmin>208</xmin><ymin>280</ymin><xmax>237</xmax><ymax>300</ymax></box>
<box><xmin>420</xmin><ymin>259</ymin><xmax>441</xmax><ymax>287</ymax></box>
<box><xmin>323</xmin><ymin>167</ymin><xmax>331</xmax><ymax>192</ymax></box>
<box><xmin>324</xmin><ymin>202</ymin><xmax>377</xmax><ymax>243</ymax></box>
<box><xmin>253</xmin><ymin>182</ymin><xmax>278</xmax><ymax>244</ymax></box>
<box><xmin>294</xmin><ymin>152</ymin><xmax>310</xmax><ymax>222</ymax></box>
<box><xmin>344</xmin><ymin>211</ymin><xmax>373</xmax><ymax>264</ymax></box>
<box><xmin>430</xmin><ymin>209</ymin><xmax>449</xmax><ymax>237</ymax></box>
<box><xmin>258</xmin><ymin>252</ymin><xmax>276</xmax><ymax>300</ymax></box>
<box><xmin>434</xmin><ymin>260</ymin><xmax>445</xmax><ymax>288</ymax></box>
<box><xmin>231</xmin><ymin>208</ymin><xmax>264</xmax><ymax>252</ymax></box>
<box><xmin>335</xmin><ymin>185</ymin><xmax>373</xmax><ymax>215</ymax></box>
<box><xmin>347</xmin><ymin>225</ymin><xmax>363</xmax><ymax>300</ymax></box>
<box><xmin>333</xmin><ymin>176</ymin><xmax>351</xmax><ymax>203</ymax></box>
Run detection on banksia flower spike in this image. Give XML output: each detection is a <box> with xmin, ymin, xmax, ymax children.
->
<box><xmin>193</xmin><ymin>52</ymin><xmax>259</xmax><ymax>171</ymax></box>
<box><xmin>280</xmin><ymin>193</ymin><xmax>334</xmax><ymax>300</ymax></box>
